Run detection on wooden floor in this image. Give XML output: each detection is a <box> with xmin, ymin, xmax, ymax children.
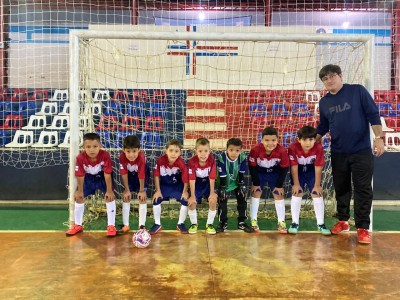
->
<box><xmin>1</xmin><ymin>231</ymin><xmax>399</xmax><ymax>299</ymax></box>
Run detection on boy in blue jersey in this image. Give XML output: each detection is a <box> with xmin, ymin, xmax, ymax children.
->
<box><xmin>149</xmin><ymin>139</ymin><xmax>189</xmax><ymax>235</ymax></box>
<box><xmin>287</xmin><ymin>126</ymin><xmax>331</xmax><ymax>235</ymax></box>
<box><xmin>187</xmin><ymin>138</ymin><xmax>218</xmax><ymax>235</ymax></box>
<box><xmin>216</xmin><ymin>138</ymin><xmax>253</xmax><ymax>233</ymax></box>
<box><xmin>248</xmin><ymin>127</ymin><xmax>290</xmax><ymax>233</ymax></box>
<box><xmin>317</xmin><ymin>64</ymin><xmax>384</xmax><ymax>244</ymax></box>
<box><xmin>66</xmin><ymin>132</ymin><xmax>116</xmax><ymax>237</ymax></box>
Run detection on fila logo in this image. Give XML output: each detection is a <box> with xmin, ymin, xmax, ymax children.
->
<box><xmin>329</xmin><ymin>102</ymin><xmax>351</xmax><ymax>114</ymax></box>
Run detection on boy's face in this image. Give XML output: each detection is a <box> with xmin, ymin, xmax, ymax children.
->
<box><xmin>261</xmin><ymin>134</ymin><xmax>278</xmax><ymax>153</ymax></box>
<box><xmin>165</xmin><ymin>145</ymin><xmax>181</xmax><ymax>163</ymax></box>
<box><xmin>298</xmin><ymin>137</ymin><xmax>316</xmax><ymax>152</ymax></box>
<box><xmin>124</xmin><ymin>147</ymin><xmax>140</xmax><ymax>162</ymax></box>
<box><xmin>195</xmin><ymin>144</ymin><xmax>211</xmax><ymax>163</ymax></box>
<box><xmin>226</xmin><ymin>145</ymin><xmax>242</xmax><ymax>161</ymax></box>
<box><xmin>83</xmin><ymin>139</ymin><xmax>101</xmax><ymax>160</ymax></box>
<box><xmin>321</xmin><ymin>72</ymin><xmax>343</xmax><ymax>94</ymax></box>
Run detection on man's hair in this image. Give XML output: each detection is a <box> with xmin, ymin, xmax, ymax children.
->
<box><xmin>226</xmin><ymin>138</ymin><xmax>242</xmax><ymax>148</ymax></box>
<box><xmin>123</xmin><ymin>135</ymin><xmax>140</xmax><ymax>149</ymax></box>
<box><xmin>297</xmin><ymin>125</ymin><xmax>317</xmax><ymax>139</ymax></box>
<box><xmin>166</xmin><ymin>138</ymin><xmax>182</xmax><ymax>149</ymax></box>
<box><xmin>319</xmin><ymin>64</ymin><xmax>342</xmax><ymax>80</ymax></box>
<box><xmin>83</xmin><ymin>132</ymin><xmax>100</xmax><ymax>142</ymax></box>
<box><xmin>261</xmin><ymin>126</ymin><xmax>278</xmax><ymax>138</ymax></box>
<box><xmin>195</xmin><ymin>137</ymin><xmax>210</xmax><ymax>148</ymax></box>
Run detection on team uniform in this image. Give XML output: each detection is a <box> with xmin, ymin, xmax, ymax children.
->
<box><xmin>150</xmin><ymin>154</ymin><xmax>189</xmax><ymax>234</ymax></box>
<box><xmin>248</xmin><ymin>143</ymin><xmax>290</xmax><ymax>232</ymax></box>
<box><xmin>287</xmin><ymin>140</ymin><xmax>330</xmax><ymax>235</ymax></box>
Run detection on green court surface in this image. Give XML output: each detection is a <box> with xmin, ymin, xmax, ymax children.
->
<box><xmin>0</xmin><ymin>204</ymin><xmax>398</xmax><ymax>232</ymax></box>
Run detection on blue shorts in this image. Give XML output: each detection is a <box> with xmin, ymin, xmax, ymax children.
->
<box><xmin>153</xmin><ymin>183</ymin><xmax>188</xmax><ymax>206</ymax></box>
<box><xmin>83</xmin><ymin>172</ymin><xmax>112</xmax><ymax>198</ymax></box>
<box><xmin>127</xmin><ymin>171</ymin><xmax>149</xmax><ymax>193</ymax></box>
<box><xmin>258</xmin><ymin>173</ymin><xmax>279</xmax><ymax>191</ymax></box>
<box><xmin>194</xmin><ymin>187</ymin><xmax>211</xmax><ymax>204</ymax></box>
<box><xmin>291</xmin><ymin>172</ymin><xmax>316</xmax><ymax>193</ymax></box>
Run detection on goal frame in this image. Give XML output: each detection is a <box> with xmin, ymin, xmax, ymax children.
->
<box><xmin>68</xmin><ymin>30</ymin><xmax>375</xmax><ymax>227</ymax></box>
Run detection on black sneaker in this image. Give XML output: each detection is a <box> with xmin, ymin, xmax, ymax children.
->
<box><xmin>238</xmin><ymin>222</ymin><xmax>255</xmax><ymax>233</ymax></box>
<box><xmin>216</xmin><ymin>222</ymin><xmax>228</xmax><ymax>233</ymax></box>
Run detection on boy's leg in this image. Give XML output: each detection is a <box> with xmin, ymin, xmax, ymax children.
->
<box><xmin>149</xmin><ymin>197</ymin><xmax>163</xmax><ymax>234</ymax></box>
<box><xmin>138</xmin><ymin>202</ymin><xmax>147</xmax><ymax>229</ymax></box>
<box><xmin>177</xmin><ymin>197</ymin><xmax>189</xmax><ymax>234</ymax></box>
<box><xmin>106</xmin><ymin>200</ymin><xmax>117</xmax><ymax>237</ymax></box>
<box><xmin>217</xmin><ymin>191</ymin><xmax>228</xmax><ymax>232</ymax></box>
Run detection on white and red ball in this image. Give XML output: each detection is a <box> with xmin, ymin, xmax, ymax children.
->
<box><xmin>132</xmin><ymin>229</ymin><xmax>151</xmax><ymax>248</ymax></box>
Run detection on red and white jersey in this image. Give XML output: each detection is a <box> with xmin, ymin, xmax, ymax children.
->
<box><xmin>75</xmin><ymin>149</ymin><xmax>113</xmax><ymax>177</ymax></box>
<box><xmin>188</xmin><ymin>154</ymin><xmax>216</xmax><ymax>181</ymax></box>
<box><xmin>154</xmin><ymin>154</ymin><xmax>189</xmax><ymax>185</ymax></box>
<box><xmin>119</xmin><ymin>151</ymin><xmax>146</xmax><ymax>179</ymax></box>
<box><xmin>288</xmin><ymin>141</ymin><xmax>324</xmax><ymax>174</ymax></box>
<box><xmin>248</xmin><ymin>143</ymin><xmax>290</xmax><ymax>175</ymax></box>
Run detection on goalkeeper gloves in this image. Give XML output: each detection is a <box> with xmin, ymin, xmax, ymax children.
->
<box><xmin>218</xmin><ymin>187</ymin><xmax>227</xmax><ymax>202</ymax></box>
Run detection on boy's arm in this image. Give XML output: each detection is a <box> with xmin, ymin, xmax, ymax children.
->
<box><xmin>188</xmin><ymin>179</ymin><xmax>196</xmax><ymax>205</ymax></box>
<box><xmin>312</xmin><ymin>166</ymin><xmax>323</xmax><ymax>197</ymax></box>
<box><xmin>182</xmin><ymin>182</ymin><xmax>189</xmax><ymax>200</ymax></box>
<box><xmin>121</xmin><ymin>173</ymin><xmax>131</xmax><ymax>201</ymax></box>
<box><xmin>75</xmin><ymin>176</ymin><xmax>85</xmax><ymax>202</ymax></box>
<box><xmin>137</xmin><ymin>179</ymin><xmax>146</xmax><ymax>203</ymax></box>
<box><xmin>152</xmin><ymin>176</ymin><xmax>162</xmax><ymax>200</ymax></box>
<box><xmin>104</xmin><ymin>173</ymin><xmax>115</xmax><ymax>202</ymax></box>
<box><xmin>290</xmin><ymin>165</ymin><xmax>302</xmax><ymax>196</ymax></box>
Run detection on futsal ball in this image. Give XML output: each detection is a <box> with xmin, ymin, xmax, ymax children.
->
<box><xmin>132</xmin><ymin>229</ymin><xmax>151</xmax><ymax>248</ymax></box>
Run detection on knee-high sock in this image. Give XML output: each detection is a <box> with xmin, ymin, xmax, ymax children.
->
<box><xmin>291</xmin><ymin>196</ymin><xmax>302</xmax><ymax>224</ymax></box>
<box><xmin>106</xmin><ymin>201</ymin><xmax>116</xmax><ymax>226</ymax></box>
<box><xmin>275</xmin><ymin>199</ymin><xmax>286</xmax><ymax>222</ymax></box>
<box><xmin>250</xmin><ymin>197</ymin><xmax>260</xmax><ymax>220</ymax></box>
<box><xmin>153</xmin><ymin>204</ymin><xmax>161</xmax><ymax>225</ymax></box>
<box><xmin>188</xmin><ymin>209</ymin><xmax>197</xmax><ymax>225</ymax></box>
<box><xmin>207</xmin><ymin>209</ymin><xmax>217</xmax><ymax>225</ymax></box>
<box><xmin>122</xmin><ymin>202</ymin><xmax>130</xmax><ymax>226</ymax></box>
<box><xmin>178</xmin><ymin>205</ymin><xmax>188</xmax><ymax>224</ymax></box>
<box><xmin>313</xmin><ymin>197</ymin><xmax>325</xmax><ymax>225</ymax></box>
<box><xmin>138</xmin><ymin>203</ymin><xmax>147</xmax><ymax>227</ymax></box>
<box><xmin>74</xmin><ymin>202</ymin><xmax>84</xmax><ymax>226</ymax></box>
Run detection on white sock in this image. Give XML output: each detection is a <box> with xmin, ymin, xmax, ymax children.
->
<box><xmin>313</xmin><ymin>197</ymin><xmax>325</xmax><ymax>225</ymax></box>
<box><xmin>153</xmin><ymin>204</ymin><xmax>161</xmax><ymax>225</ymax></box>
<box><xmin>291</xmin><ymin>196</ymin><xmax>302</xmax><ymax>224</ymax></box>
<box><xmin>74</xmin><ymin>202</ymin><xmax>84</xmax><ymax>225</ymax></box>
<box><xmin>138</xmin><ymin>203</ymin><xmax>147</xmax><ymax>227</ymax></box>
<box><xmin>275</xmin><ymin>199</ymin><xmax>286</xmax><ymax>222</ymax></box>
<box><xmin>106</xmin><ymin>201</ymin><xmax>116</xmax><ymax>226</ymax></box>
<box><xmin>122</xmin><ymin>202</ymin><xmax>130</xmax><ymax>226</ymax></box>
<box><xmin>250</xmin><ymin>197</ymin><xmax>260</xmax><ymax>220</ymax></box>
<box><xmin>188</xmin><ymin>209</ymin><xmax>197</xmax><ymax>225</ymax></box>
<box><xmin>178</xmin><ymin>205</ymin><xmax>188</xmax><ymax>224</ymax></box>
<box><xmin>207</xmin><ymin>209</ymin><xmax>217</xmax><ymax>225</ymax></box>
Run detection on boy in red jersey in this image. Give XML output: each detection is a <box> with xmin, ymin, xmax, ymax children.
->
<box><xmin>248</xmin><ymin>127</ymin><xmax>290</xmax><ymax>233</ymax></box>
<box><xmin>149</xmin><ymin>139</ymin><xmax>189</xmax><ymax>234</ymax></box>
<box><xmin>287</xmin><ymin>126</ymin><xmax>331</xmax><ymax>235</ymax></box>
<box><xmin>118</xmin><ymin>135</ymin><xmax>149</xmax><ymax>234</ymax></box>
<box><xmin>187</xmin><ymin>138</ymin><xmax>218</xmax><ymax>235</ymax></box>
<box><xmin>66</xmin><ymin>132</ymin><xmax>116</xmax><ymax>237</ymax></box>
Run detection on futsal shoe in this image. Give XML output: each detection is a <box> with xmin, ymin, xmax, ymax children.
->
<box><xmin>117</xmin><ymin>225</ymin><xmax>130</xmax><ymax>235</ymax></box>
<box><xmin>176</xmin><ymin>223</ymin><xmax>189</xmax><ymax>234</ymax></box>
<box><xmin>317</xmin><ymin>224</ymin><xmax>331</xmax><ymax>235</ymax></box>
<box><xmin>149</xmin><ymin>224</ymin><xmax>162</xmax><ymax>235</ymax></box>
<box><xmin>188</xmin><ymin>224</ymin><xmax>198</xmax><ymax>234</ymax></box>
<box><xmin>251</xmin><ymin>219</ymin><xmax>260</xmax><ymax>232</ymax></box>
<box><xmin>216</xmin><ymin>222</ymin><xmax>228</xmax><ymax>233</ymax></box>
<box><xmin>288</xmin><ymin>223</ymin><xmax>299</xmax><ymax>234</ymax></box>
<box><xmin>66</xmin><ymin>224</ymin><xmax>83</xmax><ymax>236</ymax></box>
<box><xmin>331</xmin><ymin>221</ymin><xmax>350</xmax><ymax>234</ymax></box>
<box><xmin>277</xmin><ymin>221</ymin><xmax>288</xmax><ymax>234</ymax></box>
<box><xmin>238</xmin><ymin>222</ymin><xmax>255</xmax><ymax>233</ymax></box>
<box><xmin>205</xmin><ymin>224</ymin><xmax>216</xmax><ymax>235</ymax></box>
<box><xmin>357</xmin><ymin>228</ymin><xmax>371</xmax><ymax>244</ymax></box>
<box><xmin>106</xmin><ymin>225</ymin><xmax>117</xmax><ymax>237</ymax></box>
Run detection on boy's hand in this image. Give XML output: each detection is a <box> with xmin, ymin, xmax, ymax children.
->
<box><xmin>188</xmin><ymin>196</ymin><xmax>196</xmax><ymax>206</ymax></box>
<box><xmin>208</xmin><ymin>191</ymin><xmax>218</xmax><ymax>203</ymax></box>
<box><xmin>312</xmin><ymin>186</ymin><xmax>323</xmax><ymax>197</ymax></box>
<box><xmin>182</xmin><ymin>190</ymin><xmax>189</xmax><ymax>201</ymax></box>
<box><xmin>273</xmin><ymin>187</ymin><xmax>284</xmax><ymax>196</ymax></box>
<box><xmin>105</xmin><ymin>191</ymin><xmax>115</xmax><ymax>202</ymax></box>
<box><xmin>291</xmin><ymin>184</ymin><xmax>302</xmax><ymax>196</ymax></box>
<box><xmin>74</xmin><ymin>191</ymin><xmax>84</xmax><ymax>202</ymax></box>
<box><xmin>152</xmin><ymin>191</ymin><xmax>163</xmax><ymax>201</ymax></box>
<box><xmin>122</xmin><ymin>190</ymin><xmax>132</xmax><ymax>201</ymax></box>
<box><xmin>137</xmin><ymin>191</ymin><xmax>147</xmax><ymax>203</ymax></box>
<box><xmin>239</xmin><ymin>185</ymin><xmax>247</xmax><ymax>198</ymax></box>
<box><xmin>218</xmin><ymin>188</ymin><xmax>227</xmax><ymax>202</ymax></box>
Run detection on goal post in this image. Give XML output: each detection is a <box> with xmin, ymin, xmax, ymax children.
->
<box><xmin>68</xmin><ymin>29</ymin><xmax>374</xmax><ymax>226</ymax></box>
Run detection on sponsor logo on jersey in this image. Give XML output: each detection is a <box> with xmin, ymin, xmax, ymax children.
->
<box><xmin>160</xmin><ymin>165</ymin><xmax>180</xmax><ymax>176</ymax></box>
<box><xmin>195</xmin><ymin>167</ymin><xmax>210</xmax><ymax>178</ymax></box>
<box><xmin>83</xmin><ymin>162</ymin><xmax>104</xmax><ymax>175</ymax></box>
<box><xmin>257</xmin><ymin>157</ymin><xmax>280</xmax><ymax>169</ymax></box>
<box><xmin>127</xmin><ymin>163</ymin><xmax>138</xmax><ymax>173</ymax></box>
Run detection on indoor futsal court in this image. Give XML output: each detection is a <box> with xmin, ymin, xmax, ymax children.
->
<box><xmin>1</xmin><ymin>0</ymin><xmax>400</xmax><ymax>299</ymax></box>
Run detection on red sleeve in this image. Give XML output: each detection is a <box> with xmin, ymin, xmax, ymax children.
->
<box><xmin>209</xmin><ymin>155</ymin><xmax>217</xmax><ymax>180</ymax></box>
<box><xmin>119</xmin><ymin>152</ymin><xmax>128</xmax><ymax>175</ymax></box>
<box><xmin>75</xmin><ymin>153</ymin><xmax>86</xmax><ymax>177</ymax></box>
<box><xmin>288</xmin><ymin>144</ymin><xmax>298</xmax><ymax>166</ymax></box>
<box><xmin>137</xmin><ymin>151</ymin><xmax>146</xmax><ymax>179</ymax></box>
<box><xmin>153</xmin><ymin>156</ymin><xmax>161</xmax><ymax>177</ymax></box>
<box><xmin>188</xmin><ymin>157</ymin><xmax>197</xmax><ymax>181</ymax></box>
<box><xmin>247</xmin><ymin>146</ymin><xmax>258</xmax><ymax>167</ymax></box>
<box><xmin>178</xmin><ymin>158</ymin><xmax>189</xmax><ymax>184</ymax></box>
<box><xmin>279</xmin><ymin>146</ymin><xmax>290</xmax><ymax>168</ymax></box>
<box><xmin>102</xmin><ymin>151</ymin><xmax>113</xmax><ymax>174</ymax></box>
<box><xmin>314</xmin><ymin>143</ymin><xmax>325</xmax><ymax>167</ymax></box>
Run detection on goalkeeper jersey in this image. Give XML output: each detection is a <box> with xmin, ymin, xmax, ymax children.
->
<box><xmin>217</xmin><ymin>152</ymin><xmax>247</xmax><ymax>192</ymax></box>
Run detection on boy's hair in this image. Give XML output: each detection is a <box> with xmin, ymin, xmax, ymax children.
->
<box><xmin>166</xmin><ymin>138</ymin><xmax>182</xmax><ymax>150</ymax></box>
<box><xmin>319</xmin><ymin>64</ymin><xmax>342</xmax><ymax>80</ymax></box>
<box><xmin>123</xmin><ymin>135</ymin><xmax>140</xmax><ymax>149</ymax></box>
<box><xmin>226</xmin><ymin>138</ymin><xmax>242</xmax><ymax>148</ymax></box>
<box><xmin>83</xmin><ymin>132</ymin><xmax>100</xmax><ymax>142</ymax></box>
<box><xmin>195</xmin><ymin>137</ymin><xmax>210</xmax><ymax>148</ymax></box>
<box><xmin>261</xmin><ymin>126</ymin><xmax>278</xmax><ymax>138</ymax></box>
<box><xmin>297</xmin><ymin>125</ymin><xmax>317</xmax><ymax>139</ymax></box>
